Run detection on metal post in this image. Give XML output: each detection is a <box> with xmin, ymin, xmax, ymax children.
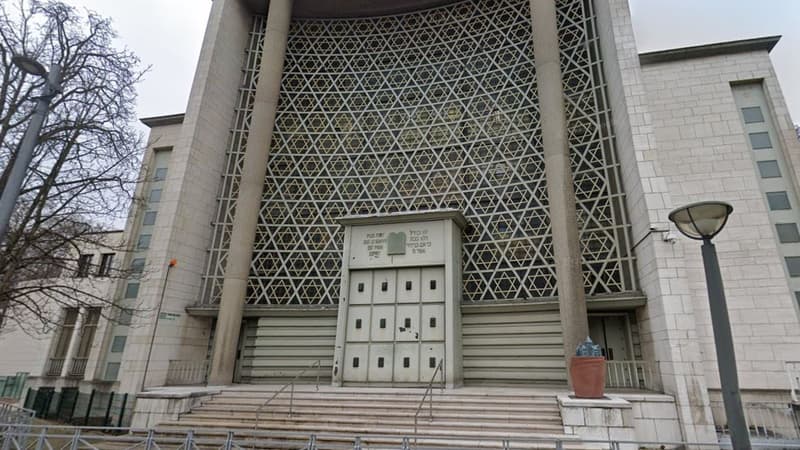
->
<box><xmin>117</xmin><ymin>393</ymin><xmax>128</xmax><ymax>428</ymax></box>
<box><xmin>290</xmin><ymin>382</ymin><xmax>294</xmax><ymax>417</ymax></box>
<box><xmin>141</xmin><ymin>261</ymin><xmax>175</xmax><ymax>393</ymax></box>
<box><xmin>183</xmin><ymin>430</ymin><xmax>195</xmax><ymax>449</ymax></box>
<box><xmin>84</xmin><ymin>389</ymin><xmax>95</xmax><ymax>426</ymax></box>
<box><xmin>353</xmin><ymin>436</ymin><xmax>361</xmax><ymax>450</ymax></box>
<box><xmin>69</xmin><ymin>428</ymin><xmax>80</xmax><ymax>450</ymax></box>
<box><xmin>144</xmin><ymin>429</ymin><xmax>155</xmax><ymax>450</ymax></box>
<box><xmin>224</xmin><ymin>431</ymin><xmax>234</xmax><ymax>450</ymax></box>
<box><xmin>702</xmin><ymin>239</ymin><xmax>751</xmax><ymax>450</ymax></box>
<box><xmin>308</xmin><ymin>434</ymin><xmax>317</xmax><ymax>450</ymax></box>
<box><xmin>0</xmin><ymin>64</ymin><xmax>62</xmax><ymax>244</ymax></box>
<box><xmin>103</xmin><ymin>392</ymin><xmax>115</xmax><ymax>426</ymax></box>
<box><xmin>34</xmin><ymin>427</ymin><xmax>47</xmax><ymax>450</ymax></box>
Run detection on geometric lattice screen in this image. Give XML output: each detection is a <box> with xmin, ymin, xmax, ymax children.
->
<box><xmin>201</xmin><ymin>0</ymin><xmax>637</xmax><ymax>305</ymax></box>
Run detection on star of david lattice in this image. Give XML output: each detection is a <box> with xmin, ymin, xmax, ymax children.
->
<box><xmin>201</xmin><ymin>0</ymin><xmax>637</xmax><ymax>306</ymax></box>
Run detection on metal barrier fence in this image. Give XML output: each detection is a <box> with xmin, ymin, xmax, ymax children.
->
<box><xmin>22</xmin><ymin>387</ymin><xmax>131</xmax><ymax>427</ymax></box>
<box><xmin>789</xmin><ymin>361</ymin><xmax>800</xmax><ymax>403</ymax></box>
<box><xmin>165</xmin><ymin>359</ymin><xmax>210</xmax><ymax>386</ymax></box>
<box><xmin>605</xmin><ymin>360</ymin><xmax>662</xmax><ymax>391</ymax></box>
<box><xmin>0</xmin><ymin>403</ymin><xmax>34</xmax><ymax>426</ymax></box>
<box><xmin>716</xmin><ymin>401</ymin><xmax>800</xmax><ymax>441</ymax></box>
<box><xmin>0</xmin><ymin>372</ymin><xmax>27</xmax><ymax>400</ymax></box>
<box><xmin>1</xmin><ymin>424</ymin><xmax>799</xmax><ymax>450</ymax></box>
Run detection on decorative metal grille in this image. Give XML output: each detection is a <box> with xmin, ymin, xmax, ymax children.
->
<box><xmin>201</xmin><ymin>0</ymin><xmax>636</xmax><ymax>305</ymax></box>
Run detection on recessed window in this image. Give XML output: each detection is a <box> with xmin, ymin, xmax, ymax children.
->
<box><xmin>749</xmin><ymin>132</ymin><xmax>772</xmax><ymax>149</ymax></box>
<box><xmin>429</xmin><ymin>280</ymin><xmax>437</xmax><ymax>290</ymax></box>
<box><xmin>153</xmin><ymin>167</ymin><xmax>168</xmax><ymax>181</ymax></box>
<box><xmin>795</xmin><ymin>292</ymin><xmax>800</xmax><ymax>309</ymax></box>
<box><xmin>404</xmin><ymin>318</ymin><xmax>411</xmax><ymax>328</ymax></box>
<box><xmin>429</xmin><ymin>357</ymin><xmax>437</xmax><ymax>368</ymax></box>
<box><xmin>111</xmin><ymin>336</ymin><xmax>127</xmax><ymax>353</ymax></box>
<box><xmin>76</xmin><ymin>254</ymin><xmax>92</xmax><ymax>278</ymax></box>
<box><xmin>357</xmin><ymin>282</ymin><xmax>364</xmax><ymax>293</ymax></box>
<box><xmin>143</xmin><ymin>211</ymin><xmax>157</xmax><ymax>226</ymax></box>
<box><xmin>377</xmin><ymin>357</ymin><xmax>384</xmax><ymax>368</ymax></box>
<box><xmin>118</xmin><ymin>309</ymin><xmax>133</xmax><ymax>326</ymax></box>
<box><xmin>429</xmin><ymin>317</ymin><xmax>437</xmax><ymax>328</ymax></box>
<box><xmin>767</xmin><ymin>192</ymin><xmax>791</xmax><ymax>210</ymax></box>
<box><xmin>757</xmin><ymin>160</ymin><xmax>781</xmax><ymax>178</ymax></box>
<box><xmin>403</xmin><ymin>357</ymin><xmax>410</xmax><ymax>368</ymax></box>
<box><xmin>149</xmin><ymin>189</ymin><xmax>162</xmax><ymax>203</ymax></box>
<box><xmin>130</xmin><ymin>258</ymin><xmax>145</xmax><ymax>274</ymax></box>
<box><xmin>786</xmin><ymin>257</ymin><xmax>800</xmax><ymax>277</ymax></box>
<box><xmin>105</xmin><ymin>362</ymin><xmax>121</xmax><ymax>381</ymax></box>
<box><xmin>405</xmin><ymin>281</ymin><xmax>412</xmax><ymax>291</ymax></box>
<box><xmin>355</xmin><ymin>319</ymin><xmax>362</xmax><ymax>329</ymax></box>
<box><xmin>379</xmin><ymin>318</ymin><xmax>386</xmax><ymax>329</ymax></box>
<box><xmin>741</xmin><ymin>106</ymin><xmax>765</xmax><ymax>123</ymax></box>
<box><xmin>381</xmin><ymin>281</ymin><xmax>388</xmax><ymax>292</ymax></box>
<box><xmin>97</xmin><ymin>253</ymin><xmax>114</xmax><ymax>277</ymax></box>
<box><xmin>137</xmin><ymin>234</ymin><xmax>152</xmax><ymax>250</ymax></box>
<box><xmin>776</xmin><ymin>223</ymin><xmax>800</xmax><ymax>243</ymax></box>
<box><xmin>124</xmin><ymin>283</ymin><xmax>139</xmax><ymax>299</ymax></box>
<box><xmin>352</xmin><ymin>357</ymin><xmax>359</xmax><ymax>368</ymax></box>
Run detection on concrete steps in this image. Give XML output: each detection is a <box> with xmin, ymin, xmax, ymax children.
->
<box><xmin>154</xmin><ymin>386</ymin><xmax>595</xmax><ymax>449</ymax></box>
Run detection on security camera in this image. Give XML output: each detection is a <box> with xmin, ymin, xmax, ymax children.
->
<box><xmin>662</xmin><ymin>231</ymin><xmax>677</xmax><ymax>244</ymax></box>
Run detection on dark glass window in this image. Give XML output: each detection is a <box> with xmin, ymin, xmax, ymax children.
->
<box><xmin>377</xmin><ymin>357</ymin><xmax>384</xmax><ymax>368</ymax></box>
<box><xmin>130</xmin><ymin>258</ymin><xmax>145</xmax><ymax>274</ymax></box>
<box><xmin>430</xmin><ymin>280</ymin><xmax>437</xmax><ymax>290</ymax></box>
<box><xmin>352</xmin><ymin>357</ymin><xmax>359</xmax><ymax>368</ymax></box>
<box><xmin>125</xmin><ymin>283</ymin><xmax>139</xmax><ymax>299</ymax></box>
<box><xmin>357</xmin><ymin>282</ymin><xmax>364</xmax><ymax>293</ymax></box>
<box><xmin>786</xmin><ymin>257</ymin><xmax>800</xmax><ymax>277</ymax></box>
<box><xmin>429</xmin><ymin>357</ymin><xmax>437</xmax><ymax>368</ymax></box>
<box><xmin>149</xmin><ymin>189</ymin><xmax>162</xmax><ymax>203</ymax></box>
<box><xmin>749</xmin><ymin>132</ymin><xmax>772</xmax><ymax>149</ymax></box>
<box><xmin>153</xmin><ymin>167</ymin><xmax>168</xmax><ymax>181</ymax></box>
<box><xmin>757</xmin><ymin>160</ymin><xmax>781</xmax><ymax>178</ymax></box>
<box><xmin>403</xmin><ymin>357</ymin><xmax>410</xmax><ymax>368</ymax></box>
<box><xmin>404</xmin><ymin>318</ymin><xmax>411</xmax><ymax>328</ymax></box>
<box><xmin>776</xmin><ymin>223</ymin><xmax>800</xmax><ymax>243</ymax></box>
<box><xmin>355</xmin><ymin>319</ymin><xmax>362</xmax><ymax>329</ymax></box>
<box><xmin>143</xmin><ymin>211</ymin><xmax>157</xmax><ymax>226</ymax></box>
<box><xmin>381</xmin><ymin>281</ymin><xmax>388</xmax><ymax>292</ymax></box>
<box><xmin>429</xmin><ymin>317</ymin><xmax>437</xmax><ymax>328</ymax></box>
<box><xmin>97</xmin><ymin>253</ymin><xmax>114</xmax><ymax>276</ymax></box>
<box><xmin>137</xmin><ymin>234</ymin><xmax>152</xmax><ymax>250</ymax></box>
<box><xmin>741</xmin><ymin>106</ymin><xmax>764</xmax><ymax>123</ymax></box>
<box><xmin>110</xmin><ymin>336</ymin><xmax>127</xmax><ymax>352</ymax></box>
<box><xmin>76</xmin><ymin>254</ymin><xmax>92</xmax><ymax>278</ymax></box>
<box><xmin>405</xmin><ymin>281</ymin><xmax>412</xmax><ymax>291</ymax></box>
<box><xmin>379</xmin><ymin>318</ymin><xmax>386</xmax><ymax>328</ymax></box>
<box><xmin>767</xmin><ymin>192</ymin><xmax>791</xmax><ymax>210</ymax></box>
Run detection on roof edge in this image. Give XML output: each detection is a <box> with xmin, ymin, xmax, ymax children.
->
<box><xmin>639</xmin><ymin>35</ymin><xmax>781</xmax><ymax>66</ymax></box>
<box><xmin>140</xmin><ymin>113</ymin><xmax>185</xmax><ymax>128</ymax></box>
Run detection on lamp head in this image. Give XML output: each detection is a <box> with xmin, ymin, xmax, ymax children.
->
<box><xmin>11</xmin><ymin>55</ymin><xmax>48</xmax><ymax>77</ymax></box>
<box><xmin>668</xmin><ymin>201</ymin><xmax>733</xmax><ymax>241</ymax></box>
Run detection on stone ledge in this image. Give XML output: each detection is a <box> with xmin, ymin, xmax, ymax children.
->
<box><xmin>558</xmin><ymin>395</ymin><xmax>632</xmax><ymax>409</ymax></box>
<box><xmin>136</xmin><ymin>386</ymin><xmax>222</xmax><ymax>399</ymax></box>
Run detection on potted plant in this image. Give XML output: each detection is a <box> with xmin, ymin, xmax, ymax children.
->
<box><xmin>570</xmin><ymin>336</ymin><xmax>606</xmax><ymax>398</ymax></box>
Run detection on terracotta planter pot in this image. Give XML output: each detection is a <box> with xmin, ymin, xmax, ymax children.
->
<box><xmin>570</xmin><ymin>356</ymin><xmax>606</xmax><ymax>398</ymax></box>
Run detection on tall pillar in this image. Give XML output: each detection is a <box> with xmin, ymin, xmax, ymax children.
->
<box><xmin>529</xmin><ymin>0</ymin><xmax>589</xmax><ymax>384</ymax></box>
<box><xmin>208</xmin><ymin>0</ymin><xmax>293</xmax><ymax>385</ymax></box>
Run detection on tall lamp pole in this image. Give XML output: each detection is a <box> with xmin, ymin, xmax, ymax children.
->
<box><xmin>669</xmin><ymin>201</ymin><xmax>751</xmax><ymax>450</ymax></box>
<box><xmin>0</xmin><ymin>56</ymin><xmax>62</xmax><ymax>244</ymax></box>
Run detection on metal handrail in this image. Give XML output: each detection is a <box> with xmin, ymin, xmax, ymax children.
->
<box><xmin>413</xmin><ymin>359</ymin><xmax>444</xmax><ymax>439</ymax></box>
<box><xmin>253</xmin><ymin>360</ymin><xmax>322</xmax><ymax>432</ymax></box>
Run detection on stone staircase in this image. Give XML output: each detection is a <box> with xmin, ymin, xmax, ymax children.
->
<box><xmin>153</xmin><ymin>385</ymin><xmax>597</xmax><ymax>449</ymax></box>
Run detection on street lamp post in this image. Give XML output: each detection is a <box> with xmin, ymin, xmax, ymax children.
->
<box><xmin>668</xmin><ymin>201</ymin><xmax>751</xmax><ymax>450</ymax></box>
<box><xmin>0</xmin><ymin>55</ymin><xmax>63</xmax><ymax>244</ymax></box>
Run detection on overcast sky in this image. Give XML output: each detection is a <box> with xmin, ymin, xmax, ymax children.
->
<box><xmin>65</xmin><ymin>0</ymin><xmax>800</xmax><ymax>125</ymax></box>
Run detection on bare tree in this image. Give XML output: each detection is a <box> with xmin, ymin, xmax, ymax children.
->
<box><xmin>0</xmin><ymin>0</ymin><xmax>146</xmax><ymax>333</ymax></box>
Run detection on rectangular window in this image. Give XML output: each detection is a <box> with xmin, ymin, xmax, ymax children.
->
<box><xmin>97</xmin><ymin>253</ymin><xmax>114</xmax><ymax>276</ymax></box>
<box><xmin>148</xmin><ymin>189</ymin><xmax>162</xmax><ymax>203</ymax></box>
<box><xmin>767</xmin><ymin>192</ymin><xmax>791</xmax><ymax>210</ymax></box>
<box><xmin>143</xmin><ymin>211</ymin><xmax>157</xmax><ymax>226</ymax></box>
<box><xmin>786</xmin><ymin>257</ymin><xmax>800</xmax><ymax>277</ymax></box>
<box><xmin>796</xmin><ymin>292</ymin><xmax>800</xmax><ymax>310</ymax></box>
<box><xmin>118</xmin><ymin>309</ymin><xmax>133</xmax><ymax>326</ymax></box>
<box><xmin>757</xmin><ymin>160</ymin><xmax>781</xmax><ymax>178</ymax></box>
<box><xmin>105</xmin><ymin>362</ymin><xmax>120</xmax><ymax>381</ymax></box>
<box><xmin>153</xmin><ymin>167</ymin><xmax>168</xmax><ymax>181</ymax></box>
<box><xmin>741</xmin><ymin>106</ymin><xmax>765</xmax><ymax>123</ymax></box>
<box><xmin>111</xmin><ymin>335</ymin><xmax>127</xmax><ymax>353</ymax></box>
<box><xmin>124</xmin><ymin>283</ymin><xmax>139</xmax><ymax>299</ymax></box>
<box><xmin>137</xmin><ymin>234</ymin><xmax>151</xmax><ymax>250</ymax></box>
<box><xmin>130</xmin><ymin>258</ymin><xmax>145</xmax><ymax>274</ymax></box>
<box><xmin>776</xmin><ymin>223</ymin><xmax>800</xmax><ymax>243</ymax></box>
<box><xmin>749</xmin><ymin>132</ymin><xmax>772</xmax><ymax>149</ymax></box>
<box><xmin>75</xmin><ymin>308</ymin><xmax>101</xmax><ymax>358</ymax></box>
<box><xmin>76</xmin><ymin>254</ymin><xmax>92</xmax><ymax>278</ymax></box>
<box><xmin>52</xmin><ymin>308</ymin><xmax>79</xmax><ymax>359</ymax></box>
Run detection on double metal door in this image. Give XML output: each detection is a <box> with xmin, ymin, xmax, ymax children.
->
<box><xmin>343</xmin><ymin>267</ymin><xmax>445</xmax><ymax>384</ymax></box>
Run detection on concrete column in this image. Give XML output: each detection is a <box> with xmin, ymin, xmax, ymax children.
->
<box><xmin>61</xmin><ymin>309</ymin><xmax>85</xmax><ymax>377</ymax></box>
<box><xmin>208</xmin><ymin>0</ymin><xmax>293</xmax><ymax>385</ymax></box>
<box><xmin>529</xmin><ymin>0</ymin><xmax>589</xmax><ymax>384</ymax></box>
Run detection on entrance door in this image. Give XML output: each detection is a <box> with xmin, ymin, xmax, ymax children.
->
<box><xmin>343</xmin><ymin>267</ymin><xmax>445</xmax><ymax>384</ymax></box>
<box><xmin>588</xmin><ymin>314</ymin><xmax>632</xmax><ymax>361</ymax></box>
